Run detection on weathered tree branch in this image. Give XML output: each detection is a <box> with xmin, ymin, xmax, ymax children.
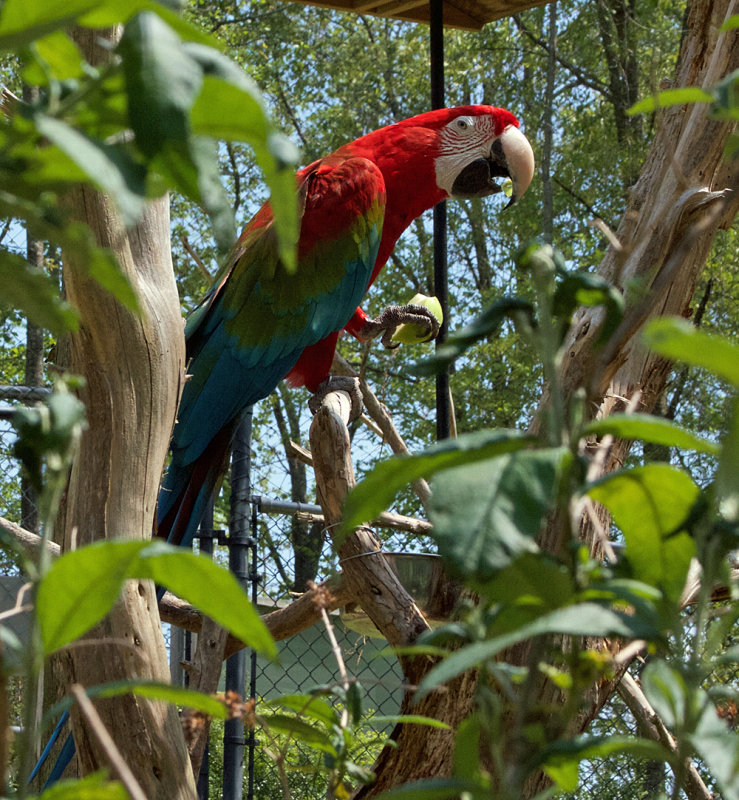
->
<box><xmin>617</xmin><ymin>672</ymin><xmax>713</xmax><ymax>800</ymax></box>
<box><xmin>45</xmin><ymin>25</ymin><xmax>193</xmax><ymax>797</ymax></box>
<box><xmin>180</xmin><ymin>618</ymin><xmax>229</xmax><ymax>777</ymax></box>
<box><xmin>331</xmin><ymin>352</ymin><xmax>432</xmax><ymax>507</ymax></box>
<box><xmin>304</xmin><ymin>390</ymin><xmax>476</xmax><ymax>798</ymax></box>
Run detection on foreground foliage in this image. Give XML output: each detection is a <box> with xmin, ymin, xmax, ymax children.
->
<box><xmin>344</xmin><ymin>245</ymin><xmax>739</xmax><ymax>799</ymax></box>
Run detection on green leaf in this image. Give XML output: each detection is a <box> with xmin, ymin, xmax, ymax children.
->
<box><xmin>188</xmin><ymin>135</ymin><xmax>236</xmax><ymax>256</ymax></box>
<box><xmin>266</xmin><ymin>694</ymin><xmax>339</xmax><ymax>728</ymax></box>
<box><xmin>377</xmin><ymin>777</ymin><xmax>486</xmax><ymax>800</ymax></box>
<box><xmin>482</xmin><ymin>552</ymin><xmax>574</xmax><ymax>607</ymax></box>
<box><xmin>642</xmin><ymin>660</ymin><xmax>694</xmax><ymax>732</ymax></box>
<box><xmin>587</xmin><ymin>464</ymin><xmax>698</xmax><ymax>600</ymax></box>
<box><xmin>46</xmin><ymin>679</ymin><xmax>229</xmax><ymax>723</ymax></box>
<box><xmin>133</xmin><ymin>541</ymin><xmax>277</xmax><ymax>661</ymax></box>
<box><xmin>641</xmin><ymin>656</ymin><xmax>739</xmax><ymax>799</ymax></box>
<box><xmin>368</xmin><ymin>715</ymin><xmax>451</xmax><ymax>730</ymax></box>
<box><xmin>94</xmin><ymin>680</ymin><xmax>229</xmax><ymax>718</ymax></box>
<box><xmin>341</xmin><ymin>429</ymin><xmax>536</xmax><ymax>536</ymax></box>
<box><xmin>553</xmin><ymin>271</ymin><xmax>624</xmax><ymax>345</ymax></box>
<box><xmin>541</xmin><ymin>735</ymin><xmax>670</xmax><ymax>791</ymax></box>
<box><xmin>429</xmin><ymin>448</ymin><xmax>566</xmax><ymax>584</ymax></box>
<box><xmin>411</xmin><ymin>297</ymin><xmax>534</xmax><ymax>377</ymax></box>
<box><xmin>416</xmin><ymin>603</ymin><xmax>658</xmax><ymax>700</ymax></box>
<box><xmin>720</xmin><ymin>14</ymin><xmax>739</xmax><ymax>30</ymax></box>
<box><xmin>0</xmin><ymin>251</ymin><xmax>79</xmax><ymax>333</ymax></box>
<box><xmin>190</xmin><ymin>75</ymin><xmax>298</xmax><ymax>268</ymax></box>
<box><xmin>260</xmin><ymin>713</ymin><xmax>336</xmax><ymax>754</ymax></box>
<box><xmin>710</xmin><ymin>70</ymin><xmax>739</xmax><ymax>121</ymax></box>
<box><xmin>254</xmin><ymin>132</ymin><xmax>300</xmax><ymax>272</ymax></box>
<box><xmin>643</xmin><ymin>317</ymin><xmax>739</xmax><ymax>389</ymax></box>
<box><xmin>190</xmin><ymin>75</ymin><xmax>268</xmax><ymax>142</ymax></box>
<box><xmin>453</xmin><ymin>714</ymin><xmax>482</xmax><ymax>779</ymax></box>
<box><xmin>79</xmin><ymin>0</ymin><xmax>215</xmax><ymax>45</ymax></box>
<box><xmin>690</xmin><ymin>696</ymin><xmax>739</xmax><ymax>800</ymax></box>
<box><xmin>715</xmin><ymin>644</ymin><xmax>739</xmax><ymax>665</ymax></box>
<box><xmin>346</xmin><ymin>681</ymin><xmax>363</xmax><ymax>725</ymax></box>
<box><xmin>23</xmin><ymin>31</ymin><xmax>86</xmax><ymax>85</ymax></box>
<box><xmin>119</xmin><ymin>11</ymin><xmax>202</xmax><ymax>164</ymax></box>
<box><xmin>627</xmin><ymin>87</ymin><xmax>714</xmax><ymax>115</ymax></box>
<box><xmin>0</xmin><ymin>0</ymin><xmax>101</xmax><ymax>51</ymax></box>
<box><xmin>33</xmin><ymin>114</ymin><xmax>148</xmax><ymax>228</ymax></box>
<box><xmin>716</xmin><ymin>398</ymin><xmax>739</xmax><ymax>523</ymax></box>
<box><xmin>37</xmin><ymin>540</ymin><xmax>277</xmax><ymax>660</ymax></box>
<box><xmin>37</xmin><ymin>540</ymin><xmax>144</xmax><ymax>654</ymax></box>
<box><xmin>580</xmin><ymin>413</ymin><xmax>719</xmax><ymax>455</ymax></box>
<box><xmin>33</xmin><ymin>771</ymin><xmax>129</xmax><ymax>799</ymax></box>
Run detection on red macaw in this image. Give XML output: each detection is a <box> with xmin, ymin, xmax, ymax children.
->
<box><xmin>156</xmin><ymin>105</ymin><xmax>535</xmax><ymax>547</ymax></box>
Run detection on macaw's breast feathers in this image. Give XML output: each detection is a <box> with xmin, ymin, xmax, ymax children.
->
<box><xmin>171</xmin><ymin>155</ymin><xmax>385</xmax><ymax>468</ymax></box>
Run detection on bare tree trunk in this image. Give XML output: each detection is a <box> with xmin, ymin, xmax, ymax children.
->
<box><xmin>541</xmin><ymin>2</ymin><xmax>557</xmax><ymax>242</ymax></box>
<box><xmin>22</xmin><ymin>86</ymin><xmax>45</xmax><ymax>534</ymax></box>
<box><xmin>52</xmin><ymin>26</ymin><xmax>194</xmax><ymax>800</ymax></box>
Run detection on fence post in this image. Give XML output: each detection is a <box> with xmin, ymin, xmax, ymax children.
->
<box><xmin>223</xmin><ymin>410</ymin><xmax>253</xmax><ymax>800</ymax></box>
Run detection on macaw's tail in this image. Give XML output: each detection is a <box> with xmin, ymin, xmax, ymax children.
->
<box><xmin>155</xmin><ymin>422</ymin><xmax>236</xmax><ymax>549</ymax></box>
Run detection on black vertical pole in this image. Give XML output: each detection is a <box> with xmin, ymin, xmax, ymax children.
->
<box><xmin>247</xmin><ymin>498</ymin><xmax>260</xmax><ymax>800</ymax></box>
<box><xmin>223</xmin><ymin>411</ymin><xmax>253</xmax><ymax>800</ymax></box>
<box><xmin>196</xmin><ymin>497</ymin><xmax>215</xmax><ymax>800</ymax></box>
<box><xmin>430</xmin><ymin>0</ymin><xmax>450</xmax><ymax>441</ymax></box>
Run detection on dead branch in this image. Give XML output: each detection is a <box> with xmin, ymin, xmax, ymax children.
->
<box><xmin>617</xmin><ymin>672</ymin><xmax>713</xmax><ymax>800</ymax></box>
<box><xmin>70</xmin><ymin>685</ymin><xmax>148</xmax><ymax>800</ymax></box>
<box><xmin>331</xmin><ymin>352</ymin><xmax>431</xmax><ymax>507</ymax></box>
<box><xmin>0</xmin><ymin>516</ymin><xmax>60</xmax><ymax>560</ymax></box>
<box><xmin>180</xmin><ymin>617</ymin><xmax>229</xmax><ymax>777</ymax></box>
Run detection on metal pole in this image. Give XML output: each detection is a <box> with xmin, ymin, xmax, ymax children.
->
<box><xmin>196</xmin><ymin>497</ymin><xmax>215</xmax><ymax>800</ymax></box>
<box><xmin>247</xmin><ymin>498</ymin><xmax>260</xmax><ymax>800</ymax></box>
<box><xmin>223</xmin><ymin>411</ymin><xmax>253</xmax><ymax>800</ymax></box>
<box><xmin>430</xmin><ymin>0</ymin><xmax>450</xmax><ymax>441</ymax></box>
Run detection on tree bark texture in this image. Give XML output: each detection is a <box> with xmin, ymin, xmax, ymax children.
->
<box><xmin>52</xmin><ymin>27</ymin><xmax>193</xmax><ymax>800</ymax></box>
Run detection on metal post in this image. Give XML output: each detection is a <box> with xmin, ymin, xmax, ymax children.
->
<box><xmin>223</xmin><ymin>411</ymin><xmax>253</xmax><ymax>800</ymax></box>
<box><xmin>247</xmin><ymin>497</ymin><xmax>261</xmax><ymax>800</ymax></box>
<box><xmin>196</xmin><ymin>497</ymin><xmax>215</xmax><ymax>800</ymax></box>
<box><xmin>430</xmin><ymin>0</ymin><xmax>450</xmax><ymax>441</ymax></box>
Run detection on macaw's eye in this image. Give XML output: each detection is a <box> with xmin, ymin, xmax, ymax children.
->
<box><xmin>456</xmin><ymin>118</ymin><xmax>470</xmax><ymax>130</ymax></box>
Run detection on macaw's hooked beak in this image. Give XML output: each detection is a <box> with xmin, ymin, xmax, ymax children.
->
<box><xmin>451</xmin><ymin>124</ymin><xmax>535</xmax><ymax>207</ymax></box>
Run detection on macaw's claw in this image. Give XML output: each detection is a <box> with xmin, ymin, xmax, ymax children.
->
<box><xmin>360</xmin><ymin>303</ymin><xmax>441</xmax><ymax>349</ymax></box>
<box><xmin>308</xmin><ymin>376</ymin><xmax>363</xmax><ymax>421</ymax></box>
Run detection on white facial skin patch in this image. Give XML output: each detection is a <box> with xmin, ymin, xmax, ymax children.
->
<box><xmin>434</xmin><ymin>114</ymin><xmax>498</xmax><ymax>197</ymax></box>
<box><xmin>434</xmin><ymin>115</ymin><xmax>535</xmax><ymax>203</ymax></box>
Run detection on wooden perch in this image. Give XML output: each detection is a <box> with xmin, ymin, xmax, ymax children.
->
<box><xmin>331</xmin><ymin>352</ymin><xmax>432</xmax><ymax>507</ymax></box>
<box><xmin>308</xmin><ymin>389</ymin><xmax>429</xmax><ymax>647</ymax></box>
<box><xmin>306</xmin><ymin>389</ymin><xmax>476</xmax><ymax>797</ymax></box>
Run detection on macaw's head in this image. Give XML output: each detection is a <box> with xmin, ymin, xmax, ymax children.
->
<box><xmin>430</xmin><ymin>106</ymin><xmax>535</xmax><ymax>206</ymax></box>
<box><xmin>387</xmin><ymin>105</ymin><xmax>535</xmax><ymax>208</ymax></box>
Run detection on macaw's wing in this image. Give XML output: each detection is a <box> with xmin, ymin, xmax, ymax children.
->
<box><xmin>172</xmin><ymin>154</ymin><xmax>386</xmax><ymax>468</ymax></box>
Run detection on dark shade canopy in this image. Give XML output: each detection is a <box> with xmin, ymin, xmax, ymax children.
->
<box><xmin>285</xmin><ymin>0</ymin><xmax>548</xmax><ymax>30</ymax></box>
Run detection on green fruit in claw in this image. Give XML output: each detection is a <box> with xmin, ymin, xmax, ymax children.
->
<box><xmin>391</xmin><ymin>293</ymin><xmax>444</xmax><ymax>344</ymax></box>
